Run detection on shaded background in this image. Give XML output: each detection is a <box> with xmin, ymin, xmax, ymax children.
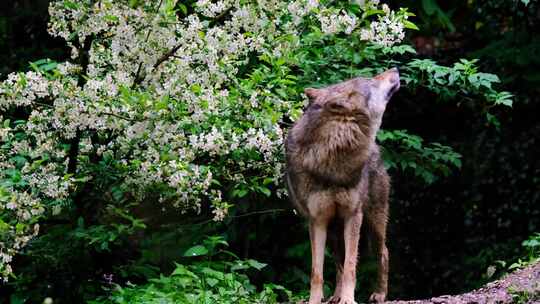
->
<box><xmin>1</xmin><ymin>0</ymin><xmax>539</xmax><ymax>302</ymax></box>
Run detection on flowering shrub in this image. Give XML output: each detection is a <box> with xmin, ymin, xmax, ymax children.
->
<box><xmin>0</xmin><ymin>0</ymin><xmax>510</xmax><ymax>283</ymax></box>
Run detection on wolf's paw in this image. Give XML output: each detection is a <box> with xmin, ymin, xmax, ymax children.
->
<box><xmin>325</xmin><ymin>296</ymin><xmax>357</xmax><ymax>304</ymax></box>
<box><xmin>368</xmin><ymin>292</ymin><xmax>386</xmax><ymax>303</ymax></box>
<box><xmin>326</xmin><ymin>296</ymin><xmax>340</xmax><ymax>304</ymax></box>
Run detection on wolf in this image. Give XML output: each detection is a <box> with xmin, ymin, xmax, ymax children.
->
<box><xmin>285</xmin><ymin>68</ymin><xmax>400</xmax><ymax>304</ymax></box>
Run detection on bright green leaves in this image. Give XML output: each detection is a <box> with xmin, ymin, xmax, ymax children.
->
<box><xmin>62</xmin><ymin>0</ymin><xmax>81</xmax><ymax>10</ymax></box>
<box><xmin>407</xmin><ymin>58</ymin><xmax>495</xmax><ymax>89</ymax></box>
<box><xmin>95</xmin><ymin>236</ymin><xmax>290</xmax><ymax>304</ymax></box>
<box><xmin>467</xmin><ymin>72</ymin><xmax>499</xmax><ymax>89</ymax></box>
<box><xmin>378</xmin><ymin>130</ymin><xmax>462</xmax><ymax>184</ymax></box>
<box><xmin>405</xmin><ymin>58</ymin><xmax>513</xmax><ymax>111</ymax></box>
<box><xmin>183</xmin><ymin>245</ymin><xmax>209</xmax><ymax>257</ymax></box>
<box><xmin>522</xmin><ymin>233</ymin><xmax>540</xmax><ymax>261</ymax></box>
<box><xmin>229</xmin><ymin>176</ymin><xmax>274</xmax><ymax>200</ymax></box>
<box><xmin>94</xmin><ymin>261</ymin><xmax>290</xmax><ymax>304</ymax></box>
<box><xmin>183</xmin><ymin>236</ymin><xmax>230</xmax><ymax>258</ymax></box>
<box><xmin>490</xmin><ymin>91</ymin><xmax>514</xmax><ymax>107</ymax></box>
<box><xmin>29</xmin><ymin>58</ymin><xmax>58</xmax><ymax>75</ymax></box>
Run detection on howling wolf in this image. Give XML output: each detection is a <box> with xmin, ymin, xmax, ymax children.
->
<box><xmin>285</xmin><ymin>68</ymin><xmax>400</xmax><ymax>304</ymax></box>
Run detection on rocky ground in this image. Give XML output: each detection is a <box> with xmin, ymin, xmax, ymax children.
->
<box><xmin>385</xmin><ymin>261</ymin><xmax>540</xmax><ymax>304</ymax></box>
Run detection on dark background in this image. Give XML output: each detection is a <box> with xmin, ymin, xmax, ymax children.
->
<box><xmin>1</xmin><ymin>0</ymin><xmax>539</xmax><ymax>302</ymax></box>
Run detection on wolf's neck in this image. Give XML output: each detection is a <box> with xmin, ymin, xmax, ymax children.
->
<box><xmin>369</xmin><ymin>116</ymin><xmax>383</xmax><ymax>143</ymax></box>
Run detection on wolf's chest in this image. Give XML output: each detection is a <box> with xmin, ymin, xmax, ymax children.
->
<box><xmin>305</xmin><ymin>184</ymin><xmax>368</xmax><ymax>220</ymax></box>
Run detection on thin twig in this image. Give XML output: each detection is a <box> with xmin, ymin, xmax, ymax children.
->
<box><xmin>230</xmin><ymin>208</ymin><xmax>288</xmax><ymax>219</ymax></box>
<box><xmin>175</xmin><ymin>208</ymin><xmax>291</xmax><ymax>229</ymax></box>
<box><xmin>99</xmin><ymin>111</ymin><xmax>141</xmax><ymax>122</ymax></box>
<box><xmin>132</xmin><ymin>0</ymin><xmax>165</xmax><ymax>88</ymax></box>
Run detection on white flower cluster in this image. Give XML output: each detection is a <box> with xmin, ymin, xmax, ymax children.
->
<box><xmin>319</xmin><ymin>10</ymin><xmax>358</xmax><ymax>35</ymax></box>
<box><xmin>23</xmin><ymin>163</ymin><xmax>72</xmax><ymax>199</ymax></box>
<box><xmin>0</xmin><ymin>191</ymin><xmax>43</xmax><ymax>280</ymax></box>
<box><xmin>359</xmin><ymin>3</ymin><xmax>406</xmax><ymax>47</ymax></box>
<box><xmin>0</xmin><ymin>116</ymin><xmax>9</xmax><ymax>142</ymax></box>
<box><xmin>0</xmin><ymin>72</ymin><xmax>51</xmax><ymax>108</ymax></box>
<box><xmin>288</xmin><ymin>0</ymin><xmax>319</xmax><ymax>25</ymax></box>
<box><xmin>195</xmin><ymin>0</ymin><xmax>234</xmax><ymax>18</ymax></box>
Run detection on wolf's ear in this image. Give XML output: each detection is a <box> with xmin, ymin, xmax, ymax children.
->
<box><xmin>304</xmin><ymin>88</ymin><xmax>321</xmax><ymax>102</ymax></box>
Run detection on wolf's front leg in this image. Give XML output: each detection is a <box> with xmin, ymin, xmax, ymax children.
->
<box><xmin>367</xmin><ymin>209</ymin><xmax>389</xmax><ymax>303</ymax></box>
<box><xmin>308</xmin><ymin>220</ymin><xmax>328</xmax><ymax>304</ymax></box>
<box><xmin>338</xmin><ymin>212</ymin><xmax>363</xmax><ymax>304</ymax></box>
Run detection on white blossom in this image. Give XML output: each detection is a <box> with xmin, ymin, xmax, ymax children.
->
<box><xmin>359</xmin><ymin>3</ymin><xmax>405</xmax><ymax>47</ymax></box>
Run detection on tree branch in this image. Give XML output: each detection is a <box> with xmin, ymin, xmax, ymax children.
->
<box><xmin>153</xmin><ymin>43</ymin><xmax>182</xmax><ymax>69</ymax></box>
<box><xmin>68</xmin><ymin>34</ymin><xmax>94</xmax><ymax>175</ymax></box>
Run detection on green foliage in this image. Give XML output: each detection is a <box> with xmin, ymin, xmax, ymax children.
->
<box><xmin>508</xmin><ymin>233</ymin><xmax>540</xmax><ymax>271</ymax></box>
<box><xmin>507</xmin><ymin>234</ymin><xmax>540</xmax><ymax>304</ymax></box>
<box><xmin>522</xmin><ymin>233</ymin><xmax>540</xmax><ymax>261</ymax></box>
<box><xmin>481</xmin><ymin>233</ymin><xmax>540</xmax><ymax>287</ymax></box>
<box><xmin>90</xmin><ymin>236</ymin><xmax>295</xmax><ymax>304</ymax></box>
<box><xmin>377</xmin><ymin>129</ymin><xmax>461</xmax><ymax>184</ymax></box>
<box><xmin>91</xmin><ymin>263</ymin><xmax>292</xmax><ymax>304</ymax></box>
<box><xmin>509</xmin><ymin>287</ymin><xmax>539</xmax><ymax>304</ymax></box>
<box><xmin>404</xmin><ymin>58</ymin><xmax>512</xmax><ymax>107</ymax></box>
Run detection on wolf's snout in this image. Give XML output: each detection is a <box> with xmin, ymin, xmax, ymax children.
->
<box><xmin>388</xmin><ymin>68</ymin><xmax>400</xmax><ymax>84</ymax></box>
<box><xmin>383</xmin><ymin>67</ymin><xmax>400</xmax><ymax>84</ymax></box>
<box><xmin>382</xmin><ymin>68</ymin><xmax>400</xmax><ymax>97</ymax></box>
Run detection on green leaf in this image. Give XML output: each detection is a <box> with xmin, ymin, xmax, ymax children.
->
<box><xmin>233</xmin><ymin>188</ymin><xmax>248</xmax><ymax>198</ymax></box>
<box><xmin>171</xmin><ymin>264</ymin><xmax>197</xmax><ymax>278</ymax></box>
<box><xmin>104</xmin><ymin>15</ymin><xmax>120</xmax><ymax>23</ymax></box>
<box><xmin>205</xmin><ymin>278</ymin><xmax>219</xmax><ymax>287</ymax></box>
<box><xmin>403</xmin><ymin>20</ymin><xmax>419</xmax><ymax>30</ymax></box>
<box><xmin>258</xmin><ymin>186</ymin><xmax>271</xmax><ymax>197</ymax></box>
<box><xmin>246</xmin><ymin>259</ymin><xmax>267</xmax><ymax>270</ymax></box>
<box><xmin>178</xmin><ymin>3</ymin><xmax>188</xmax><ymax>15</ymax></box>
<box><xmin>63</xmin><ymin>1</ymin><xmax>80</xmax><ymax>10</ymax></box>
<box><xmin>183</xmin><ymin>245</ymin><xmax>208</xmax><ymax>257</ymax></box>
<box><xmin>231</xmin><ymin>261</ymin><xmax>250</xmax><ymax>271</ymax></box>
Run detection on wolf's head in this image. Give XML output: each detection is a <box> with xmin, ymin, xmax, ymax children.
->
<box><xmin>293</xmin><ymin>68</ymin><xmax>399</xmax><ymax>149</ymax></box>
<box><xmin>287</xmin><ymin>68</ymin><xmax>399</xmax><ymax>185</ymax></box>
<box><xmin>302</xmin><ymin>68</ymin><xmax>400</xmax><ymax>144</ymax></box>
